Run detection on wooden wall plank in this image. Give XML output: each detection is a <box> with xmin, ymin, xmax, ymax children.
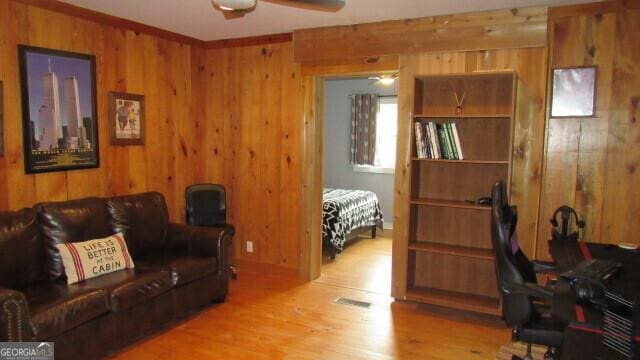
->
<box><xmin>279</xmin><ymin>42</ymin><xmax>303</xmax><ymax>269</ymax></box>
<box><xmin>1</xmin><ymin>1</ymin><xmax>37</xmax><ymax>209</ymax></box>
<box><xmin>258</xmin><ymin>44</ymin><xmax>283</xmax><ymax>265</ymax></box>
<box><xmin>599</xmin><ymin>10</ymin><xmax>640</xmax><ymax>244</ymax></box>
<box><xmin>221</xmin><ymin>47</ymin><xmax>242</xmax><ymax>260</ymax></box>
<box><xmin>142</xmin><ymin>34</ymin><xmax>161</xmax><ymax>196</ymax></box>
<box><xmin>125</xmin><ymin>30</ymin><xmax>148</xmax><ymax>194</ymax></box>
<box><xmin>293</xmin><ymin>7</ymin><xmax>548</xmax><ymax>63</ymax></box>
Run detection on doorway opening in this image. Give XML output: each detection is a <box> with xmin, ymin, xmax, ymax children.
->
<box><xmin>314</xmin><ymin>74</ymin><xmax>398</xmax><ymax>295</ymax></box>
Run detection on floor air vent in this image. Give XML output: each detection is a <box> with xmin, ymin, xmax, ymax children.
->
<box><xmin>334</xmin><ymin>297</ymin><xmax>372</xmax><ymax>309</ymax></box>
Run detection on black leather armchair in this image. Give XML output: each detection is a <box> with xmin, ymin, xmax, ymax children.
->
<box><xmin>490</xmin><ymin>181</ymin><xmax>566</xmax><ymax>360</ymax></box>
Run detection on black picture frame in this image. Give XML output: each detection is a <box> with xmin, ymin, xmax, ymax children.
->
<box><xmin>108</xmin><ymin>92</ymin><xmax>145</xmax><ymax>146</ymax></box>
<box><xmin>18</xmin><ymin>45</ymin><xmax>99</xmax><ymax>174</ymax></box>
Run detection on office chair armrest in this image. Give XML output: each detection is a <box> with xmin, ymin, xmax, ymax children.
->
<box><xmin>531</xmin><ymin>260</ymin><xmax>557</xmax><ymax>273</ymax></box>
<box><xmin>502</xmin><ymin>282</ymin><xmax>554</xmax><ymax>302</ymax></box>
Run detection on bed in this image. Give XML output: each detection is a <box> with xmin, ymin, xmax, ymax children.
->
<box><xmin>322</xmin><ymin>188</ymin><xmax>384</xmax><ymax>259</ymax></box>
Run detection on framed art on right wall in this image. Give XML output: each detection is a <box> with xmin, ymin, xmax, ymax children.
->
<box><xmin>550</xmin><ymin>66</ymin><xmax>597</xmax><ymax>118</ymax></box>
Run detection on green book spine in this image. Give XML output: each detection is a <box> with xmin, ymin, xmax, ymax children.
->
<box><xmin>446</xmin><ymin>123</ymin><xmax>458</xmax><ymax>160</ymax></box>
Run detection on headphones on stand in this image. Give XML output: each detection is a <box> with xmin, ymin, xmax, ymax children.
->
<box><xmin>550</xmin><ymin>206</ymin><xmax>586</xmax><ymax>242</ymax></box>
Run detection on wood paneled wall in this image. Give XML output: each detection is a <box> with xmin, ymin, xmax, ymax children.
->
<box><xmin>536</xmin><ymin>4</ymin><xmax>640</xmax><ymax>258</ymax></box>
<box><xmin>196</xmin><ymin>43</ymin><xmax>304</xmax><ymax>270</ymax></box>
<box><xmin>391</xmin><ymin>48</ymin><xmax>548</xmax><ymax>297</ymax></box>
<box><xmin>0</xmin><ymin>1</ymin><xmax>198</xmax><ymax>220</ymax></box>
<box><xmin>1</xmin><ymin>0</ymin><xmax>638</xmax><ymax>276</ymax></box>
<box><xmin>293</xmin><ymin>7</ymin><xmax>548</xmax><ymax>62</ymax></box>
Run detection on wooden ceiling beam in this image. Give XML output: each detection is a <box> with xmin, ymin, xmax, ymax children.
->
<box><xmin>205</xmin><ymin>33</ymin><xmax>293</xmax><ymax>49</ymax></box>
<box><xmin>293</xmin><ymin>7</ymin><xmax>548</xmax><ymax>63</ymax></box>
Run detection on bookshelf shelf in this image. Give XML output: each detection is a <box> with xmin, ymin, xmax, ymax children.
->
<box><xmin>405</xmin><ymin>287</ymin><xmax>501</xmax><ymax>316</ymax></box>
<box><xmin>413</xmin><ymin>114</ymin><xmax>512</xmax><ymax>119</ymax></box>
<box><xmin>410</xmin><ymin>198</ymin><xmax>491</xmax><ymax>211</ymax></box>
<box><xmin>408</xmin><ymin>241</ymin><xmax>494</xmax><ymax>260</ymax></box>
<box><xmin>411</xmin><ymin>158</ymin><xmax>509</xmax><ymax>164</ymax></box>
<box><xmin>401</xmin><ymin>71</ymin><xmax>525</xmax><ymax>316</ymax></box>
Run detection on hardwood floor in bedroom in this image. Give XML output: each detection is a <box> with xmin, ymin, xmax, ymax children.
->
<box><xmin>319</xmin><ymin>235</ymin><xmax>393</xmax><ymax>294</ymax></box>
<box><xmin>112</xmin><ymin>236</ymin><xmax>510</xmax><ymax>359</ymax></box>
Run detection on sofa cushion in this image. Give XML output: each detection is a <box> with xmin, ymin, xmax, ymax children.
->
<box><xmin>37</xmin><ymin>198</ymin><xmax>113</xmax><ymax>281</ymax></box>
<box><xmin>106</xmin><ymin>192</ymin><xmax>169</xmax><ymax>258</ymax></box>
<box><xmin>23</xmin><ymin>283</ymin><xmax>110</xmax><ymax>340</ymax></box>
<box><xmin>56</xmin><ymin>233</ymin><xmax>135</xmax><ymax>284</ymax></box>
<box><xmin>137</xmin><ymin>255</ymin><xmax>217</xmax><ymax>286</ymax></box>
<box><xmin>75</xmin><ymin>269</ymin><xmax>173</xmax><ymax>312</ymax></box>
<box><xmin>0</xmin><ymin>208</ymin><xmax>45</xmax><ymax>288</ymax></box>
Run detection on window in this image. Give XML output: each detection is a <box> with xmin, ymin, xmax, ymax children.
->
<box><xmin>353</xmin><ymin>96</ymin><xmax>397</xmax><ymax>174</ymax></box>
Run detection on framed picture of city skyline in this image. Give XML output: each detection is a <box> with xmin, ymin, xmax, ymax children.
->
<box><xmin>108</xmin><ymin>92</ymin><xmax>145</xmax><ymax>146</ymax></box>
<box><xmin>18</xmin><ymin>45</ymin><xmax>99</xmax><ymax>174</ymax></box>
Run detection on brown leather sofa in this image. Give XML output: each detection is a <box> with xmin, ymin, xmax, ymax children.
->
<box><xmin>0</xmin><ymin>192</ymin><xmax>233</xmax><ymax>359</ymax></box>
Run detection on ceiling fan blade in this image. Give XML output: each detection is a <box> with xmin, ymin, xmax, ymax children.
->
<box><xmin>262</xmin><ymin>0</ymin><xmax>345</xmax><ymax>12</ymax></box>
<box><xmin>287</xmin><ymin>0</ymin><xmax>345</xmax><ymax>8</ymax></box>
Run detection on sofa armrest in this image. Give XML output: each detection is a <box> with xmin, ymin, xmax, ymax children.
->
<box><xmin>0</xmin><ymin>287</ymin><xmax>31</xmax><ymax>341</ymax></box>
<box><xmin>167</xmin><ymin>223</ymin><xmax>234</xmax><ymax>275</ymax></box>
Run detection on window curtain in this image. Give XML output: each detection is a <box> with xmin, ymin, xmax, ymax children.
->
<box><xmin>350</xmin><ymin>94</ymin><xmax>379</xmax><ymax>165</ymax></box>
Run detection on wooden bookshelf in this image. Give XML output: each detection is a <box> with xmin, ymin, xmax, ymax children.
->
<box><xmin>402</xmin><ymin>71</ymin><xmax>526</xmax><ymax>316</ymax></box>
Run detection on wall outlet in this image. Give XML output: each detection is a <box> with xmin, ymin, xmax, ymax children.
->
<box><xmin>246</xmin><ymin>241</ymin><xmax>254</xmax><ymax>253</ymax></box>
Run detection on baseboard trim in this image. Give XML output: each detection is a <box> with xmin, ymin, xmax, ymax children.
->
<box><xmin>233</xmin><ymin>259</ymin><xmax>299</xmax><ymax>280</ymax></box>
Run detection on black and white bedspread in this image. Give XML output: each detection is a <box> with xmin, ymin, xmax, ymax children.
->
<box><xmin>323</xmin><ymin>188</ymin><xmax>383</xmax><ymax>252</ymax></box>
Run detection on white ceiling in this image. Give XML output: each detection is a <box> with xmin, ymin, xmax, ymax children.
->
<box><xmin>59</xmin><ymin>0</ymin><xmax>594</xmax><ymax>41</ymax></box>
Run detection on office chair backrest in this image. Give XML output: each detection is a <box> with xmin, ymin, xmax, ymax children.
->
<box><xmin>185</xmin><ymin>184</ymin><xmax>226</xmax><ymax>227</ymax></box>
<box><xmin>491</xmin><ymin>181</ymin><xmax>536</xmax><ymax>327</ymax></box>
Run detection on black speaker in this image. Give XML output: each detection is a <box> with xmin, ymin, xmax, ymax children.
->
<box><xmin>185</xmin><ymin>184</ymin><xmax>227</xmax><ymax>227</ymax></box>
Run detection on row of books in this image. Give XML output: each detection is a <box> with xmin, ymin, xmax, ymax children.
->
<box><xmin>414</xmin><ymin>122</ymin><xmax>465</xmax><ymax>160</ymax></box>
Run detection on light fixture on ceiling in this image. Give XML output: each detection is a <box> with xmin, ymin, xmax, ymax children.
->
<box><xmin>369</xmin><ymin>74</ymin><xmax>398</xmax><ymax>85</ymax></box>
<box><xmin>211</xmin><ymin>0</ymin><xmax>256</xmax><ymax>11</ymax></box>
<box><xmin>211</xmin><ymin>0</ymin><xmax>345</xmax><ymax>17</ymax></box>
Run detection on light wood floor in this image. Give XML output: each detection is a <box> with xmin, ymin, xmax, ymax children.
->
<box><xmin>113</xmin><ymin>236</ymin><xmax>510</xmax><ymax>359</ymax></box>
<box><xmin>318</xmin><ymin>235</ymin><xmax>393</xmax><ymax>295</ymax></box>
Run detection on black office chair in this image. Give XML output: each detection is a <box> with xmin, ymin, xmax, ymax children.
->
<box><xmin>185</xmin><ymin>184</ymin><xmax>236</xmax><ymax>279</ymax></box>
<box><xmin>490</xmin><ymin>181</ymin><xmax>566</xmax><ymax>360</ymax></box>
<box><xmin>186</xmin><ymin>184</ymin><xmax>228</xmax><ymax>227</ymax></box>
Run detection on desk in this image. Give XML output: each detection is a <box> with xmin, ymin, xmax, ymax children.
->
<box><xmin>548</xmin><ymin>240</ymin><xmax>640</xmax><ymax>359</ymax></box>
